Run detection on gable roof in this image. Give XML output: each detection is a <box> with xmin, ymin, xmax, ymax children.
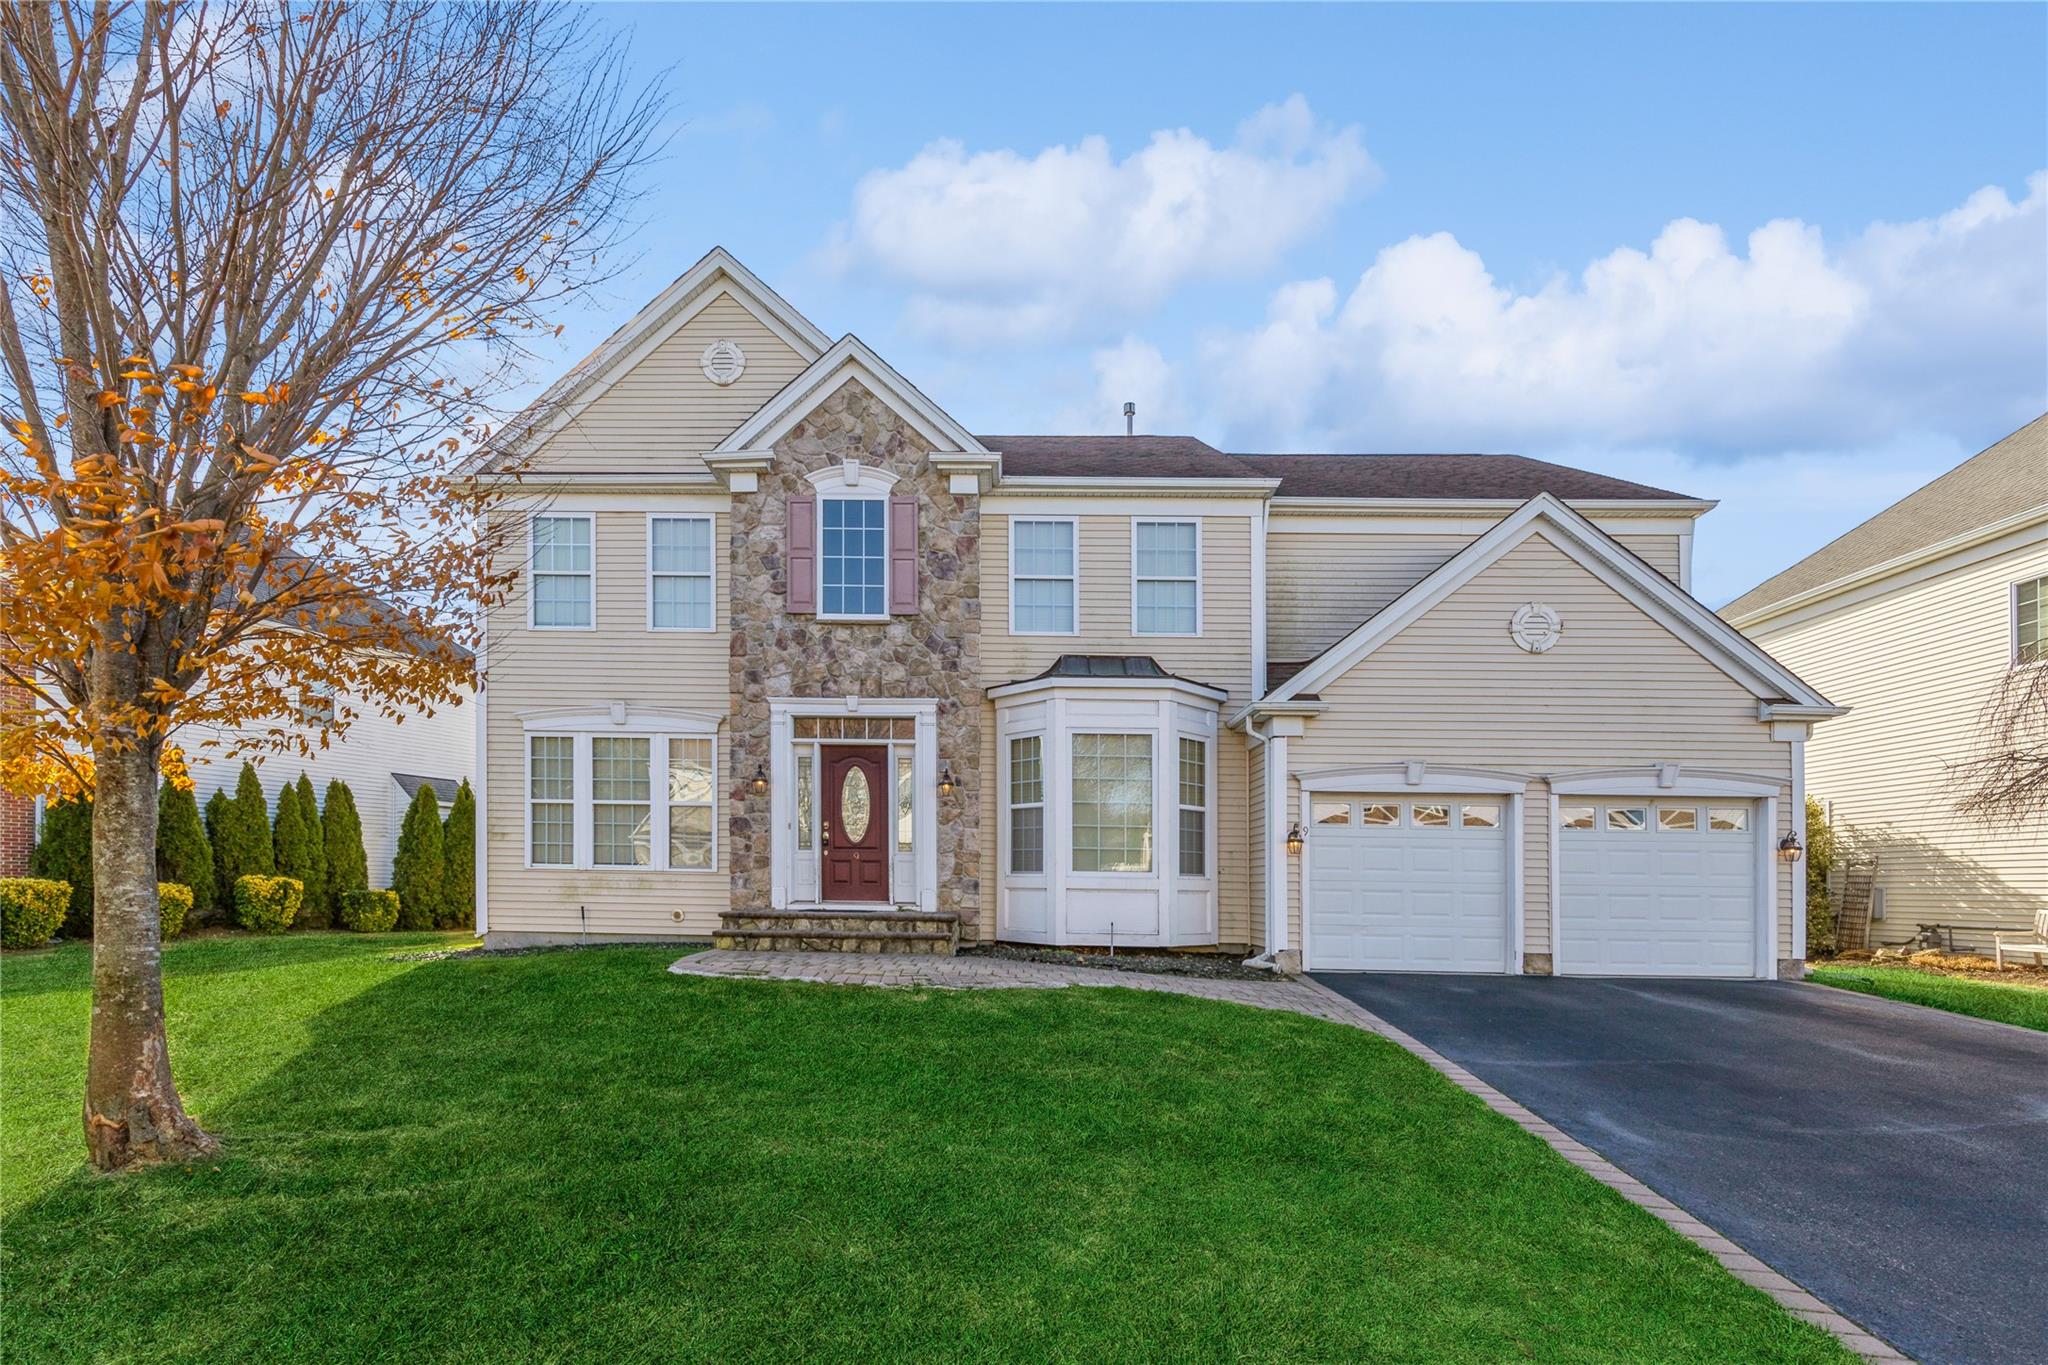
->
<box><xmin>986</xmin><ymin>437</ymin><xmax>1699</xmax><ymax>502</ymax></box>
<box><xmin>1722</xmin><ymin>415</ymin><xmax>2048</xmax><ymax>625</ymax></box>
<box><xmin>712</xmin><ymin>334</ymin><xmax>993</xmax><ymax>460</ymax></box>
<box><xmin>1245</xmin><ymin>493</ymin><xmax>1835</xmax><ymax>723</ymax></box>
<box><xmin>479</xmin><ymin>247</ymin><xmax>830</xmax><ymax>472</ymax></box>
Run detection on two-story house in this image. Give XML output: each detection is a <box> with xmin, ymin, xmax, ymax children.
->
<box><xmin>1725</xmin><ymin>416</ymin><xmax>2047</xmax><ymax>952</ymax></box>
<box><xmin>471</xmin><ymin>248</ymin><xmax>1839</xmax><ymax>979</ymax></box>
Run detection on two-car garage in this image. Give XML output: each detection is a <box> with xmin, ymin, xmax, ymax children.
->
<box><xmin>1304</xmin><ymin>783</ymin><xmax>1767</xmax><ymax>979</ymax></box>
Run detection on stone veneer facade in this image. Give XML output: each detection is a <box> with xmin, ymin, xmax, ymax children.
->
<box><xmin>725</xmin><ymin>379</ymin><xmax>985</xmax><ymax>928</ymax></box>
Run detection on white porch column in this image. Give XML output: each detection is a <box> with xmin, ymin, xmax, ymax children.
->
<box><xmin>1262</xmin><ymin>716</ymin><xmax>1304</xmax><ymax>960</ymax></box>
<box><xmin>1789</xmin><ymin>735</ymin><xmax>1807</xmax><ymax>973</ymax></box>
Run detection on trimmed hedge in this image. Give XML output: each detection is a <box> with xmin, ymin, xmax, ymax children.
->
<box><xmin>339</xmin><ymin>888</ymin><xmax>401</xmax><ymax>933</ymax></box>
<box><xmin>392</xmin><ymin>784</ymin><xmax>445</xmax><ymax>931</ymax></box>
<box><xmin>158</xmin><ymin>882</ymin><xmax>193</xmax><ymax>939</ymax></box>
<box><xmin>322</xmin><ymin>779</ymin><xmax>369</xmax><ymax>903</ymax></box>
<box><xmin>0</xmin><ymin>878</ymin><xmax>70</xmax><ymax>949</ymax></box>
<box><xmin>440</xmin><ymin>780</ymin><xmax>475</xmax><ymax>930</ymax></box>
<box><xmin>28</xmin><ymin>797</ymin><xmax>93</xmax><ymax>937</ymax></box>
<box><xmin>233</xmin><ymin>875</ymin><xmax>302</xmax><ymax>934</ymax></box>
<box><xmin>157</xmin><ymin>780</ymin><xmax>215</xmax><ymax>920</ymax></box>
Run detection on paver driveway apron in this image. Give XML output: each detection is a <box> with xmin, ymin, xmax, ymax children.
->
<box><xmin>1310</xmin><ymin>972</ymin><xmax>2048</xmax><ymax>1365</ymax></box>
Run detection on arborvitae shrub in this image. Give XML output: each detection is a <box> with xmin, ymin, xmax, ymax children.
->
<box><xmin>339</xmin><ymin>888</ymin><xmax>401</xmax><ymax>933</ymax></box>
<box><xmin>272</xmin><ymin>780</ymin><xmax>328</xmax><ymax>929</ymax></box>
<box><xmin>293</xmin><ymin>774</ymin><xmax>330</xmax><ymax>926</ymax></box>
<box><xmin>157</xmin><ymin>882</ymin><xmax>193</xmax><ymax>939</ymax></box>
<box><xmin>28</xmin><ymin>797</ymin><xmax>93</xmax><ymax>937</ymax></box>
<box><xmin>233</xmin><ymin>875</ymin><xmax>302</xmax><ymax>934</ymax></box>
<box><xmin>204</xmin><ymin>789</ymin><xmax>233</xmax><ymax>909</ymax></box>
<box><xmin>156</xmin><ymin>780</ymin><xmax>215</xmax><ymax>920</ymax></box>
<box><xmin>391</xmin><ymin>785</ymin><xmax>445</xmax><ymax>931</ymax></box>
<box><xmin>0</xmin><ymin>878</ymin><xmax>70</xmax><ymax>949</ymax></box>
<box><xmin>440</xmin><ymin>780</ymin><xmax>476</xmax><ymax>930</ymax></box>
<box><xmin>322</xmin><ymin>779</ymin><xmax>369</xmax><ymax>903</ymax></box>
<box><xmin>212</xmin><ymin>763</ymin><xmax>274</xmax><ymax>910</ymax></box>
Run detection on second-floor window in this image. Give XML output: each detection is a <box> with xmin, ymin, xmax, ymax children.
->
<box><xmin>2016</xmin><ymin>575</ymin><xmax>2046</xmax><ymax>665</ymax></box>
<box><xmin>820</xmin><ymin>497</ymin><xmax>887</xmax><ymax>619</ymax></box>
<box><xmin>1012</xmin><ymin>518</ymin><xmax>1077</xmax><ymax>634</ymax></box>
<box><xmin>531</xmin><ymin>514</ymin><xmax>593</xmax><ymax>629</ymax></box>
<box><xmin>1133</xmin><ymin>519</ymin><xmax>1199</xmax><ymax>635</ymax></box>
<box><xmin>649</xmin><ymin>515</ymin><xmax>714</xmax><ymax>630</ymax></box>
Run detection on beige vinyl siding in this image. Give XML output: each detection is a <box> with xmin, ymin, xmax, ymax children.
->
<box><xmin>525</xmin><ymin>292</ymin><xmax>809</xmax><ymax>478</ymax></box>
<box><xmin>1614</xmin><ymin>534</ymin><xmax>1682</xmax><ymax>582</ymax></box>
<box><xmin>483</xmin><ymin>506</ymin><xmax>732</xmax><ymax>938</ymax></box>
<box><xmin>1751</xmin><ymin>532</ymin><xmax>2048</xmax><ymax>948</ymax></box>
<box><xmin>1285</xmin><ymin>531</ymin><xmax>1795</xmax><ymax>962</ymax></box>
<box><xmin>1268</xmin><ymin>533</ymin><xmax>1469</xmax><ymax>661</ymax></box>
<box><xmin>978</xmin><ymin>511</ymin><xmax>1259</xmax><ymax>948</ymax></box>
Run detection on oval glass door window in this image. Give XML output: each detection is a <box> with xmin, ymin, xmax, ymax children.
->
<box><xmin>840</xmin><ymin>767</ymin><xmax>872</xmax><ymax>843</ymax></box>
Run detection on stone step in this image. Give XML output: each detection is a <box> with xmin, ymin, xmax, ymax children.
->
<box><xmin>711</xmin><ymin>928</ymin><xmax>957</xmax><ymax>956</ymax></box>
<box><xmin>719</xmin><ymin>909</ymin><xmax>959</xmax><ymax>936</ymax></box>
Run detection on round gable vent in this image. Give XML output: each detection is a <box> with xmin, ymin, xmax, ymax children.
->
<box><xmin>700</xmin><ymin>339</ymin><xmax>746</xmax><ymax>386</ymax></box>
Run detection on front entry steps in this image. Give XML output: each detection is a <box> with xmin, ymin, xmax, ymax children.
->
<box><xmin>714</xmin><ymin>908</ymin><xmax>960</xmax><ymax>956</ymax></box>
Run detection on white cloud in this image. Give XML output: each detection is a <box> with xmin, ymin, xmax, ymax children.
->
<box><xmin>824</xmin><ymin>96</ymin><xmax>1379</xmax><ymax>345</ymax></box>
<box><xmin>1200</xmin><ymin>173</ymin><xmax>2047</xmax><ymax>455</ymax></box>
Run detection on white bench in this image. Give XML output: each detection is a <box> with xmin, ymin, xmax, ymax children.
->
<box><xmin>1992</xmin><ymin>909</ymin><xmax>2048</xmax><ymax>969</ymax></box>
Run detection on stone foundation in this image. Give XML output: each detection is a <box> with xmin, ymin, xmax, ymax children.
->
<box><xmin>1522</xmin><ymin>952</ymin><xmax>1554</xmax><ymax>975</ymax></box>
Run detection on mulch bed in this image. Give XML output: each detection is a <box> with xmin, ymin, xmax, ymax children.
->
<box><xmin>1815</xmin><ymin>948</ymin><xmax>2048</xmax><ymax>989</ymax></box>
<box><xmin>963</xmin><ymin>943</ymin><xmax>1279</xmax><ymax>981</ymax></box>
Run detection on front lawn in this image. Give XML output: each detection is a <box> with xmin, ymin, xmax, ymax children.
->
<box><xmin>2</xmin><ymin>935</ymin><xmax>1846</xmax><ymax>1361</ymax></box>
<box><xmin>1807</xmin><ymin>963</ymin><xmax>2048</xmax><ymax>1031</ymax></box>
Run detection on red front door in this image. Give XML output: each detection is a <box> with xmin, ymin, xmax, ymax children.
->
<box><xmin>821</xmin><ymin>745</ymin><xmax>890</xmax><ymax>903</ymax></box>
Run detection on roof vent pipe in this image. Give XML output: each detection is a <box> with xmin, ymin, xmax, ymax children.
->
<box><xmin>1123</xmin><ymin>401</ymin><xmax>1135</xmax><ymax>436</ymax></box>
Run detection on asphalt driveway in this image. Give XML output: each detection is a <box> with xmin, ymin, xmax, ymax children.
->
<box><xmin>1311</xmin><ymin>973</ymin><xmax>2048</xmax><ymax>1365</ymax></box>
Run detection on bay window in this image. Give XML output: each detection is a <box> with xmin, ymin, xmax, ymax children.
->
<box><xmin>1177</xmin><ymin>738</ymin><xmax>1207</xmax><ymax>876</ymax></box>
<box><xmin>1009</xmin><ymin>736</ymin><xmax>1044</xmax><ymax>874</ymax></box>
<box><xmin>1071</xmin><ymin>733</ymin><xmax>1152</xmax><ymax>873</ymax></box>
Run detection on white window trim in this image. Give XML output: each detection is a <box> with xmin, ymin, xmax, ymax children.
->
<box><xmin>1131</xmin><ymin>517</ymin><xmax>1202</xmax><ymax>637</ymax></box>
<box><xmin>1068</xmin><ymin>729</ymin><xmax>1157</xmax><ymax>877</ymax></box>
<box><xmin>1009</xmin><ymin>515</ymin><xmax>1080</xmax><ymax>636</ymax></box>
<box><xmin>1006</xmin><ymin>733</ymin><xmax>1047</xmax><ymax>878</ymax></box>
<box><xmin>528</xmin><ymin>512</ymin><xmax>596</xmax><ymax>631</ymax></box>
<box><xmin>646</xmin><ymin>513</ymin><xmax>716</xmax><ymax>633</ymax></box>
<box><xmin>2013</xmin><ymin>574</ymin><xmax>2047</xmax><ymax>666</ymax></box>
<box><xmin>517</xmin><ymin>707</ymin><xmax>721</xmax><ymax>874</ymax></box>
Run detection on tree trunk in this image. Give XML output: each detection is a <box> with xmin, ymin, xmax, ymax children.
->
<box><xmin>82</xmin><ymin>740</ymin><xmax>216</xmax><ymax>1170</ymax></box>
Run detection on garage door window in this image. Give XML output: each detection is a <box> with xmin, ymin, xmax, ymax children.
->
<box><xmin>1658</xmin><ymin>806</ymin><xmax>1698</xmax><ymax>831</ymax></box>
<box><xmin>1314</xmin><ymin>799</ymin><xmax>1351</xmax><ymax>826</ymax></box>
<box><xmin>1414</xmin><ymin>803</ymin><xmax>1450</xmax><ymax>827</ymax></box>
<box><xmin>1461</xmin><ymin>802</ymin><xmax>1501</xmax><ymax>829</ymax></box>
<box><xmin>1709</xmin><ymin>807</ymin><xmax>1749</xmax><ymax>832</ymax></box>
<box><xmin>1361</xmin><ymin>802</ymin><xmax>1400</xmax><ymax>826</ymax></box>
<box><xmin>1605</xmin><ymin>806</ymin><xmax>1648</xmax><ymax>832</ymax></box>
<box><xmin>1561</xmin><ymin>805</ymin><xmax>1596</xmax><ymax>830</ymax></box>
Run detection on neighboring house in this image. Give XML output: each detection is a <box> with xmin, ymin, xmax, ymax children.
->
<box><xmin>1724</xmin><ymin>417</ymin><xmax>2048</xmax><ymax>951</ymax></box>
<box><xmin>472</xmin><ymin>247</ymin><xmax>1838</xmax><ymax>979</ymax></box>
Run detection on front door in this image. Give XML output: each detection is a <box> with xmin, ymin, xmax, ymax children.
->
<box><xmin>821</xmin><ymin>745</ymin><xmax>890</xmax><ymax>902</ymax></box>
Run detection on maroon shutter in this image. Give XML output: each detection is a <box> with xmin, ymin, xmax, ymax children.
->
<box><xmin>887</xmin><ymin>495</ymin><xmax>918</xmax><ymax>614</ymax></box>
<box><xmin>786</xmin><ymin>496</ymin><xmax>816</xmax><ymax>613</ymax></box>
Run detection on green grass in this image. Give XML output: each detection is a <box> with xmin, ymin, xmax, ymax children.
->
<box><xmin>1808</xmin><ymin>964</ymin><xmax>2048</xmax><ymax>1031</ymax></box>
<box><xmin>1</xmin><ymin>934</ymin><xmax>1848</xmax><ymax>1362</ymax></box>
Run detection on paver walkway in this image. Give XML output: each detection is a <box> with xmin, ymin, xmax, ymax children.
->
<box><xmin>669</xmin><ymin>949</ymin><xmax>1906</xmax><ymax>1362</ymax></box>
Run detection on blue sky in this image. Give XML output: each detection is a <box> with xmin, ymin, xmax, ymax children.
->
<box><xmin>546</xmin><ymin>2</ymin><xmax>2047</xmax><ymax>605</ymax></box>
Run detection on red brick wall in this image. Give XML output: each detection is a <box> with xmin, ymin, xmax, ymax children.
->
<box><xmin>0</xmin><ymin>685</ymin><xmax>34</xmax><ymax>876</ymax></box>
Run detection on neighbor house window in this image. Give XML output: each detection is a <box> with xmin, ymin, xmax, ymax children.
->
<box><xmin>1177</xmin><ymin>738</ymin><xmax>1207</xmax><ymax>876</ymax></box>
<box><xmin>1133</xmin><ymin>520</ymin><xmax>1199</xmax><ymax>635</ymax></box>
<box><xmin>298</xmin><ymin>681</ymin><xmax>336</xmax><ymax>727</ymax></box>
<box><xmin>649</xmin><ymin>515</ymin><xmax>714</xmax><ymax>630</ymax></box>
<box><xmin>2017</xmin><ymin>575</ymin><xmax>2047</xmax><ymax>664</ymax></box>
<box><xmin>591</xmin><ymin>737</ymin><xmax>652</xmax><ymax>866</ymax></box>
<box><xmin>1071</xmin><ymin>733</ymin><xmax>1152</xmax><ymax>873</ymax></box>
<box><xmin>531</xmin><ymin>514</ymin><xmax>593</xmax><ymax>628</ymax></box>
<box><xmin>528</xmin><ymin>736</ymin><xmax>575</xmax><ymax>865</ymax></box>
<box><xmin>820</xmin><ymin>497</ymin><xmax>887</xmax><ymax>619</ymax></box>
<box><xmin>1011</xmin><ymin>519</ymin><xmax>1077</xmax><ymax>634</ymax></box>
<box><xmin>1008</xmin><ymin>736</ymin><xmax>1044</xmax><ymax>874</ymax></box>
<box><xmin>666</xmin><ymin>738</ymin><xmax>715</xmax><ymax>870</ymax></box>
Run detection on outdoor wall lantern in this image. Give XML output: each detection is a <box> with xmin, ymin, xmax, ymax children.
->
<box><xmin>752</xmin><ymin>764</ymin><xmax>769</xmax><ymax>795</ymax></box>
<box><xmin>1285</xmin><ymin>823</ymin><xmax>1305</xmax><ymax>856</ymax></box>
<box><xmin>1777</xmin><ymin>831</ymin><xmax>1804</xmax><ymax>863</ymax></box>
<box><xmin>937</xmin><ymin>765</ymin><xmax>957</xmax><ymax>797</ymax></box>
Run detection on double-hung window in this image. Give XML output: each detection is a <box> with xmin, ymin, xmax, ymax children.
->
<box><xmin>1133</xmin><ymin>520</ymin><xmax>1199</xmax><ymax>635</ymax></box>
<box><xmin>1011</xmin><ymin>519</ymin><xmax>1077</xmax><ymax>634</ymax></box>
<box><xmin>1071</xmin><ymin>733</ymin><xmax>1152</xmax><ymax>873</ymax></box>
<box><xmin>649</xmin><ymin>516</ymin><xmax>714</xmax><ymax>630</ymax></box>
<box><xmin>820</xmin><ymin>497</ymin><xmax>887</xmax><ymax>619</ymax></box>
<box><xmin>1177</xmin><ymin>738</ymin><xmax>1207</xmax><ymax>876</ymax></box>
<box><xmin>525</xmin><ymin>730</ymin><xmax>718</xmax><ymax>871</ymax></box>
<box><xmin>2016</xmin><ymin>575</ymin><xmax>2047</xmax><ymax>665</ymax></box>
<box><xmin>531</xmin><ymin>514</ymin><xmax>593</xmax><ymax>628</ymax></box>
<box><xmin>1008</xmin><ymin>736</ymin><xmax>1044</xmax><ymax>874</ymax></box>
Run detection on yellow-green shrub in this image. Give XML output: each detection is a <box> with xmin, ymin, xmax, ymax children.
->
<box><xmin>158</xmin><ymin>882</ymin><xmax>193</xmax><ymax>939</ymax></box>
<box><xmin>339</xmin><ymin>888</ymin><xmax>400</xmax><ymax>933</ymax></box>
<box><xmin>0</xmin><ymin>878</ymin><xmax>70</xmax><ymax>949</ymax></box>
<box><xmin>233</xmin><ymin>875</ymin><xmax>302</xmax><ymax>934</ymax></box>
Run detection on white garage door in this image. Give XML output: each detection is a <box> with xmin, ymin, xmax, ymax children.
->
<box><xmin>1557</xmin><ymin>799</ymin><xmax>1759</xmax><ymax>977</ymax></box>
<box><xmin>1307</xmin><ymin>796</ymin><xmax>1510</xmax><ymax>972</ymax></box>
